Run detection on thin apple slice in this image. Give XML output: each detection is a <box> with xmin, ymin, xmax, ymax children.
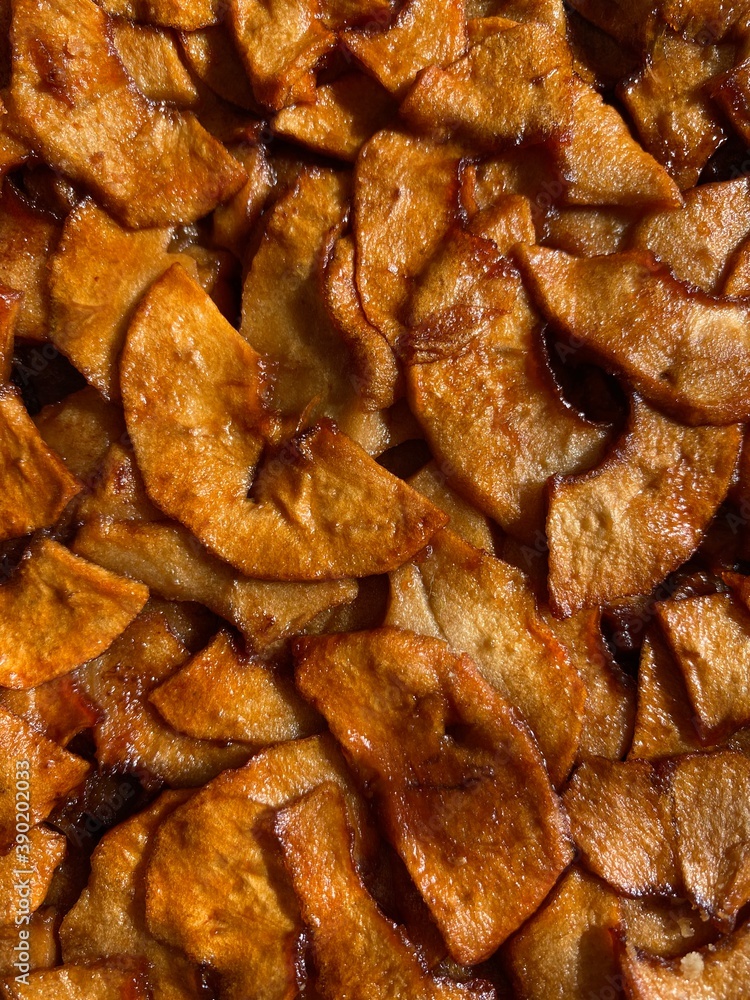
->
<box><xmin>403</xmin><ymin>228</ymin><xmax>609</xmax><ymax>542</ymax></box>
<box><xmin>144</xmin><ymin>735</ymin><xmax>374</xmax><ymax>1000</ymax></box>
<box><xmin>401</xmin><ymin>19</ymin><xmax>573</xmax><ymax>151</ymax></box>
<box><xmin>295</xmin><ymin>628</ymin><xmax>573</xmax><ymax>963</ymax></box>
<box><xmin>121</xmin><ymin>264</ymin><xmax>446</xmax><ymax>581</ymax></box>
<box><xmin>545</xmin><ymin>396</ymin><xmax>739</xmax><ymax>615</ymax></box>
<box><xmin>276</xmin><ymin>783</ymin><xmax>495</xmax><ymax>999</ymax></box>
<box><xmin>0</xmin><ymin>538</ymin><xmax>148</xmax><ymax>689</ymax></box>
<box><xmin>656</xmin><ymin>593</ymin><xmax>750</xmax><ymax>739</ymax></box>
<box><xmin>10</xmin><ymin>0</ymin><xmax>245</xmax><ymax>227</ymax></box>
<box><xmin>516</xmin><ymin>244</ymin><xmax>750</xmax><ymax>424</ymax></box>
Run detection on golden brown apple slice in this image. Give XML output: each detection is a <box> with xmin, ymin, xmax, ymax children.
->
<box><xmin>543</xmin><ymin>608</ymin><xmax>635</xmax><ymax>761</ymax></box>
<box><xmin>10</xmin><ymin>0</ymin><xmax>245</xmax><ymax>227</ymax></box>
<box><xmin>144</xmin><ymin>735</ymin><xmax>374</xmax><ymax>1000</ymax></box>
<box><xmin>671</xmin><ymin>751</ymin><xmax>750</xmax><ymax>930</ymax></box>
<box><xmin>629</xmin><ymin>179</ymin><xmax>750</xmax><ymax>293</ymax></box>
<box><xmin>272</xmin><ymin>74</ymin><xmax>396</xmax><ymax>162</ymax></box>
<box><xmin>112</xmin><ymin>21</ymin><xmax>197</xmax><ymax>106</ymax></box>
<box><xmin>121</xmin><ymin>264</ymin><xmax>446</xmax><ymax>580</ymax></box>
<box><xmin>403</xmin><ymin>228</ymin><xmax>609</xmax><ymax>542</ymax></box>
<box><xmin>49</xmin><ymin>201</ymin><xmax>200</xmax><ymax>401</ymax></box>
<box><xmin>0</xmin><ymin>673</ymin><xmax>96</xmax><ymax>747</ymax></box>
<box><xmin>386</xmin><ymin>527</ymin><xmax>586</xmax><ymax>786</ymax></box>
<box><xmin>400</xmin><ymin>20</ymin><xmax>573</xmax><ymax>150</ymax></box>
<box><xmin>622</xmin><ymin>897</ymin><xmax>720</xmax><ymax>959</ymax></box>
<box><xmin>0</xmin><ymin>826</ymin><xmax>66</xmax><ymax>924</ymax></box>
<box><xmin>230</xmin><ymin>0</ymin><xmax>336</xmax><ymax>110</ymax></box>
<box><xmin>179</xmin><ymin>26</ymin><xmax>257</xmax><ymax>110</ymax></box>
<box><xmin>516</xmin><ymin>244</ymin><xmax>750</xmax><ymax>424</ymax></box>
<box><xmin>0</xmin><ymin>961</ymin><xmax>152</xmax><ymax>1000</ymax></box>
<box><xmin>0</xmin><ymin>180</ymin><xmax>58</xmax><ymax>341</ymax></box>
<box><xmin>620</xmin><ymin>32</ymin><xmax>732</xmax><ymax>190</ymax></box>
<box><xmin>505</xmin><ymin>867</ymin><xmax>622</xmax><ymax>1000</ymax></box>
<box><xmin>33</xmin><ymin>386</ymin><xmax>126</xmax><ymax>483</ymax></box>
<box><xmin>563</xmin><ymin>758</ymin><xmax>680</xmax><ymax>897</ymax></box>
<box><xmin>276</xmin><ymin>783</ymin><xmax>494</xmax><ymax>999</ymax></box>
<box><xmin>0</xmin><ymin>538</ymin><xmax>148</xmax><ymax>689</ymax></box>
<box><xmin>60</xmin><ymin>789</ymin><xmax>205</xmax><ymax>1000</ymax></box>
<box><xmin>0</xmin><ymin>706</ymin><xmax>90</xmax><ymax>849</ymax></box>
<box><xmin>353</xmin><ymin>130</ymin><xmax>463</xmax><ymax>346</ymax></box>
<box><xmin>149</xmin><ymin>630</ymin><xmax>320</xmax><ymax>744</ymax></box>
<box><xmin>294</xmin><ymin>628</ymin><xmax>573</xmax><ymax>964</ymax></box>
<box><xmin>322</xmin><ymin>234</ymin><xmax>402</xmax><ymax>411</ymax></box>
<box><xmin>565</xmin><ymin>0</ymin><xmax>662</xmax><ymax>49</ymax></box>
<box><xmin>559</xmin><ymin>78</ymin><xmax>682</xmax><ymax>208</ymax></box>
<box><xmin>76</xmin><ymin>608</ymin><xmax>250</xmax><ymax>787</ymax></box>
<box><xmin>0</xmin><ymin>388</ymin><xmax>82</xmax><ymax>542</ymax></box>
<box><xmin>620</xmin><ymin>920</ymin><xmax>750</xmax><ymax>999</ymax></box>
<box><xmin>629</xmin><ymin>631</ymin><xmax>706</xmax><ymax>761</ymax></box>
<box><xmin>73</xmin><ymin>444</ymin><xmax>359</xmax><ymax>650</ymax></box>
<box><xmin>545</xmin><ymin>396</ymin><xmax>739</xmax><ymax>615</ymax></box>
<box><xmin>656</xmin><ymin>593</ymin><xmax>750</xmax><ymax>739</ymax></box>
<box><xmin>0</xmin><ymin>283</ymin><xmax>19</xmax><ymax>383</ymax></box>
<box><xmin>342</xmin><ymin>0</ymin><xmax>467</xmax><ymax>98</ymax></box>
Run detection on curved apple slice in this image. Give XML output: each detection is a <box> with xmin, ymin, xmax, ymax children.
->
<box><xmin>0</xmin><ymin>538</ymin><xmax>148</xmax><ymax>689</ymax></box>
<box><xmin>121</xmin><ymin>265</ymin><xmax>446</xmax><ymax>581</ymax></box>
<box><xmin>546</xmin><ymin>396</ymin><xmax>740</xmax><ymax>616</ymax></box>
<box><xmin>516</xmin><ymin>244</ymin><xmax>750</xmax><ymax>424</ymax></box>
<box><xmin>404</xmin><ymin>230</ymin><xmax>609</xmax><ymax>542</ymax></box>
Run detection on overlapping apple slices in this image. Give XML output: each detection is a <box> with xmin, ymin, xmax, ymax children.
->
<box><xmin>9</xmin><ymin>0</ymin><xmax>245</xmax><ymax>228</ymax></box>
<box><xmin>516</xmin><ymin>245</ymin><xmax>750</xmax><ymax>424</ymax></box>
<box><xmin>121</xmin><ymin>263</ymin><xmax>445</xmax><ymax>580</ymax></box>
<box><xmin>294</xmin><ymin>628</ymin><xmax>573</xmax><ymax>963</ymax></box>
<box><xmin>545</xmin><ymin>396</ymin><xmax>740</xmax><ymax>615</ymax></box>
<box><xmin>403</xmin><ymin>222</ymin><xmax>609</xmax><ymax>542</ymax></box>
<box><xmin>144</xmin><ymin>736</ymin><xmax>375</xmax><ymax>1000</ymax></box>
<box><xmin>276</xmin><ymin>782</ymin><xmax>495</xmax><ymax>999</ymax></box>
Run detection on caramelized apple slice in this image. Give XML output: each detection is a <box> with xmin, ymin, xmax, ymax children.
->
<box><xmin>0</xmin><ymin>706</ymin><xmax>90</xmax><ymax>849</ymax></box>
<box><xmin>671</xmin><ymin>751</ymin><xmax>750</xmax><ymax>929</ymax></box>
<box><xmin>272</xmin><ymin>74</ymin><xmax>396</xmax><ymax>161</ymax></box>
<box><xmin>343</xmin><ymin>0</ymin><xmax>467</xmax><ymax>98</ymax></box>
<box><xmin>144</xmin><ymin>735</ymin><xmax>373</xmax><ymax>1000</ymax></box>
<box><xmin>60</xmin><ymin>790</ymin><xmax>204</xmax><ymax>1000</ymax></box>
<box><xmin>401</xmin><ymin>19</ymin><xmax>574</xmax><ymax>150</ymax></box>
<box><xmin>49</xmin><ymin>201</ymin><xmax>199</xmax><ymax>401</ymax></box>
<box><xmin>505</xmin><ymin>867</ymin><xmax>622</xmax><ymax>1000</ymax></box>
<box><xmin>295</xmin><ymin>628</ymin><xmax>573</xmax><ymax>963</ymax></box>
<box><xmin>276</xmin><ymin>783</ymin><xmax>495</xmax><ymax>999</ymax></box>
<box><xmin>629</xmin><ymin>631</ymin><xmax>705</xmax><ymax>761</ymax></box>
<box><xmin>34</xmin><ymin>387</ymin><xmax>126</xmax><ymax>483</ymax></box>
<box><xmin>112</xmin><ymin>21</ymin><xmax>197</xmax><ymax>106</ymax></box>
<box><xmin>560</xmin><ymin>78</ymin><xmax>681</xmax><ymax>208</ymax></box>
<box><xmin>77</xmin><ymin>609</ymin><xmax>250</xmax><ymax>787</ymax></box>
<box><xmin>387</xmin><ymin>527</ymin><xmax>585</xmax><ymax>785</ymax></box>
<box><xmin>0</xmin><ymin>538</ymin><xmax>148</xmax><ymax>689</ymax></box>
<box><xmin>620</xmin><ymin>32</ymin><xmax>732</xmax><ymax>189</ymax></box>
<box><xmin>545</xmin><ymin>396</ymin><xmax>739</xmax><ymax>615</ymax></box>
<box><xmin>149</xmin><ymin>630</ymin><xmax>320</xmax><ymax>744</ymax></box>
<box><xmin>98</xmin><ymin>0</ymin><xmax>222</xmax><ymax>28</ymax></box>
<box><xmin>0</xmin><ymin>826</ymin><xmax>66</xmax><ymax>924</ymax></box>
<box><xmin>563</xmin><ymin>758</ymin><xmax>680</xmax><ymax>897</ymax></box>
<box><xmin>10</xmin><ymin>0</ymin><xmax>245</xmax><ymax>227</ymax></box>
<box><xmin>353</xmin><ymin>130</ymin><xmax>462</xmax><ymax>346</ymax></box>
<box><xmin>621</xmin><ymin>920</ymin><xmax>750</xmax><ymax>999</ymax></box>
<box><xmin>0</xmin><ymin>961</ymin><xmax>151</xmax><ymax>1000</ymax></box>
<box><xmin>0</xmin><ymin>180</ymin><xmax>58</xmax><ymax>341</ymax></box>
<box><xmin>121</xmin><ymin>265</ymin><xmax>446</xmax><ymax>580</ymax></box>
<box><xmin>516</xmin><ymin>244</ymin><xmax>750</xmax><ymax>424</ymax></box>
<box><xmin>403</xmin><ymin>228</ymin><xmax>609</xmax><ymax>542</ymax></box>
<box><xmin>0</xmin><ymin>388</ymin><xmax>81</xmax><ymax>543</ymax></box>
<box><xmin>230</xmin><ymin>0</ymin><xmax>336</xmax><ymax>110</ymax></box>
<box><xmin>656</xmin><ymin>593</ymin><xmax>750</xmax><ymax>739</ymax></box>
<box><xmin>630</xmin><ymin>179</ymin><xmax>750</xmax><ymax>293</ymax></box>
